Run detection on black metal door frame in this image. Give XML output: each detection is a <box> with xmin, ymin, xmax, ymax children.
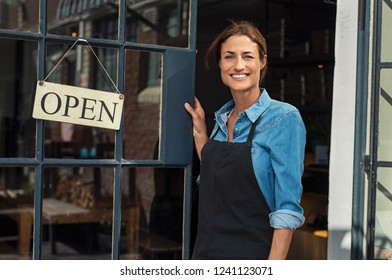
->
<box><xmin>0</xmin><ymin>0</ymin><xmax>198</xmax><ymax>260</ymax></box>
<box><xmin>366</xmin><ymin>0</ymin><xmax>392</xmax><ymax>260</ymax></box>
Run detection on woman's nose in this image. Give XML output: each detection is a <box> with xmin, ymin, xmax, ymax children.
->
<box><xmin>234</xmin><ymin>58</ymin><xmax>245</xmax><ymax>70</ymax></box>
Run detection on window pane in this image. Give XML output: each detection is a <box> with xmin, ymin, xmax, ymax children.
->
<box><xmin>0</xmin><ymin>39</ymin><xmax>37</xmax><ymax>158</ymax></box>
<box><xmin>0</xmin><ymin>0</ymin><xmax>39</xmax><ymax>31</ymax></box>
<box><xmin>44</xmin><ymin>129</ymin><xmax>116</xmax><ymax>160</ymax></box>
<box><xmin>44</xmin><ymin>43</ymin><xmax>118</xmax><ymax>159</ymax></box>
<box><xmin>378</xmin><ymin>69</ymin><xmax>392</xmax><ymax>162</ymax></box>
<box><xmin>381</xmin><ymin>0</ymin><xmax>392</xmax><ymax>62</ymax></box>
<box><xmin>0</xmin><ymin>167</ymin><xmax>34</xmax><ymax>260</ymax></box>
<box><xmin>120</xmin><ymin>167</ymin><xmax>184</xmax><ymax>260</ymax></box>
<box><xmin>45</xmin><ymin>43</ymin><xmax>118</xmax><ymax>91</ymax></box>
<box><xmin>126</xmin><ymin>0</ymin><xmax>189</xmax><ymax>47</ymax></box>
<box><xmin>374</xmin><ymin>168</ymin><xmax>392</xmax><ymax>260</ymax></box>
<box><xmin>41</xmin><ymin>167</ymin><xmax>114</xmax><ymax>260</ymax></box>
<box><xmin>48</xmin><ymin>0</ymin><xmax>119</xmax><ymax>40</ymax></box>
<box><xmin>123</xmin><ymin>50</ymin><xmax>161</xmax><ymax>160</ymax></box>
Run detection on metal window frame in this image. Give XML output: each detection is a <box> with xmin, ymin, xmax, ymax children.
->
<box><xmin>366</xmin><ymin>0</ymin><xmax>392</xmax><ymax>260</ymax></box>
<box><xmin>0</xmin><ymin>0</ymin><xmax>198</xmax><ymax>260</ymax></box>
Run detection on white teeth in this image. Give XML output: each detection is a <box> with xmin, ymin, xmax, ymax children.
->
<box><xmin>232</xmin><ymin>74</ymin><xmax>247</xmax><ymax>78</ymax></box>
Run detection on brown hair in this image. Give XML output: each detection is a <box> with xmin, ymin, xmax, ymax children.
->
<box><xmin>205</xmin><ymin>20</ymin><xmax>268</xmax><ymax>82</ymax></box>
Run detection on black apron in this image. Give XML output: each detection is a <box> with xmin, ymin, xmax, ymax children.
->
<box><xmin>192</xmin><ymin>116</ymin><xmax>273</xmax><ymax>260</ymax></box>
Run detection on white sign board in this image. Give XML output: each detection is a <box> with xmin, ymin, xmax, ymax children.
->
<box><xmin>33</xmin><ymin>81</ymin><xmax>124</xmax><ymax>130</ymax></box>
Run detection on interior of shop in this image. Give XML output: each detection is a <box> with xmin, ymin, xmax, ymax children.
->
<box><xmin>195</xmin><ymin>0</ymin><xmax>336</xmax><ymax>259</ymax></box>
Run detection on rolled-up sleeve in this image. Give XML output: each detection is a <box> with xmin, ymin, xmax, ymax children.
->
<box><xmin>268</xmin><ymin>109</ymin><xmax>306</xmax><ymax>230</ymax></box>
<box><xmin>270</xmin><ymin>209</ymin><xmax>305</xmax><ymax>231</ymax></box>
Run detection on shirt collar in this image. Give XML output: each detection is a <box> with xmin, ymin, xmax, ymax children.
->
<box><xmin>215</xmin><ymin>88</ymin><xmax>272</xmax><ymax>123</ymax></box>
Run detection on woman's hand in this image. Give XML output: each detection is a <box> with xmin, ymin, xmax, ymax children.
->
<box><xmin>184</xmin><ymin>97</ymin><xmax>209</xmax><ymax>160</ymax></box>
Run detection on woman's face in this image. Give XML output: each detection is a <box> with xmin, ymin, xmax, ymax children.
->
<box><xmin>219</xmin><ymin>35</ymin><xmax>266</xmax><ymax>94</ymax></box>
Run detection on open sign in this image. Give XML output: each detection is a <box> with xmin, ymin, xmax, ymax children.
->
<box><xmin>33</xmin><ymin>81</ymin><xmax>124</xmax><ymax>130</ymax></box>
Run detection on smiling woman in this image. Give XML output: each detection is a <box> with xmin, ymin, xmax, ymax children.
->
<box><xmin>184</xmin><ymin>20</ymin><xmax>306</xmax><ymax>260</ymax></box>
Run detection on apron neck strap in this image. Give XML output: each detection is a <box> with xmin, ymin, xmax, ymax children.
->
<box><xmin>246</xmin><ymin>115</ymin><xmax>261</xmax><ymax>143</ymax></box>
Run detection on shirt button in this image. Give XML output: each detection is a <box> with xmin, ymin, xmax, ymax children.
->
<box><xmin>234</xmin><ymin>127</ymin><xmax>239</xmax><ymax>131</ymax></box>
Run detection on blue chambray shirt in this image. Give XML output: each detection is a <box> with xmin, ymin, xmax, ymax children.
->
<box><xmin>208</xmin><ymin>89</ymin><xmax>306</xmax><ymax>230</ymax></box>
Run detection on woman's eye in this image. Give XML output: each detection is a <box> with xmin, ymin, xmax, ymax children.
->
<box><xmin>243</xmin><ymin>55</ymin><xmax>254</xmax><ymax>60</ymax></box>
<box><xmin>224</xmin><ymin>55</ymin><xmax>234</xmax><ymax>60</ymax></box>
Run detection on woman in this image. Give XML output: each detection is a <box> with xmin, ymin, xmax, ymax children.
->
<box><xmin>184</xmin><ymin>20</ymin><xmax>306</xmax><ymax>260</ymax></box>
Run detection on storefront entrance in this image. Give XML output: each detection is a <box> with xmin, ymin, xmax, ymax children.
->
<box><xmin>4</xmin><ymin>0</ymin><xmax>375</xmax><ymax>261</ymax></box>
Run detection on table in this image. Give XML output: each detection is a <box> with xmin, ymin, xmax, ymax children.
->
<box><xmin>0</xmin><ymin>198</ymin><xmax>140</xmax><ymax>259</ymax></box>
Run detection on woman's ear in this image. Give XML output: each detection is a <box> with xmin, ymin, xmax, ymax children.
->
<box><xmin>260</xmin><ymin>54</ymin><xmax>267</xmax><ymax>70</ymax></box>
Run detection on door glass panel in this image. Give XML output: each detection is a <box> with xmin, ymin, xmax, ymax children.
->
<box><xmin>0</xmin><ymin>0</ymin><xmax>196</xmax><ymax>261</ymax></box>
<box><xmin>378</xmin><ymin>69</ymin><xmax>392</xmax><ymax>162</ymax></box>
<box><xmin>0</xmin><ymin>167</ymin><xmax>34</xmax><ymax>260</ymax></box>
<box><xmin>44</xmin><ymin>131</ymin><xmax>115</xmax><ymax>160</ymax></box>
<box><xmin>41</xmin><ymin>167</ymin><xmax>114</xmax><ymax>260</ymax></box>
<box><xmin>0</xmin><ymin>0</ymin><xmax>39</xmax><ymax>31</ymax></box>
<box><xmin>123</xmin><ymin>50</ymin><xmax>161</xmax><ymax>160</ymax></box>
<box><xmin>120</xmin><ymin>167</ymin><xmax>184</xmax><ymax>260</ymax></box>
<box><xmin>0</xmin><ymin>38</ymin><xmax>37</xmax><ymax>158</ymax></box>
<box><xmin>126</xmin><ymin>0</ymin><xmax>189</xmax><ymax>47</ymax></box>
<box><xmin>374</xmin><ymin>168</ymin><xmax>392</xmax><ymax>260</ymax></box>
<box><xmin>47</xmin><ymin>0</ymin><xmax>119</xmax><ymax>40</ymax></box>
<box><xmin>381</xmin><ymin>0</ymin><xmax>392</xmax><ymax>62</ymax></box>
<box><xmin>44</xmin><ymin>43</ymin><xmax>118</xmax><ymax>159</ymax></box>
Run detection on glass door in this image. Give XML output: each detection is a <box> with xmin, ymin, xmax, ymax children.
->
<box><xmin>0</xmin><ymin>0</ymin><xmax>198</xmax><ymax>260</ymax></box>
<box><xmin>366</xmin><ymin>0</ymin><xmax>392</xmax><ymax>260</ymax></box>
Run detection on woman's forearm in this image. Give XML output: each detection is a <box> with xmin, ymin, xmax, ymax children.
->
<box><xmin>268</xmin><ymin>228</ymin><xmax>293</xmax><ymax>260</ymax></box>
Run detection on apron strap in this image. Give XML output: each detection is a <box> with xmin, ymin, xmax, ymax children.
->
<box><xmin>246</xmin><ymin>115</ymin><xmax>262</xmax><ymax>143</ymax></box>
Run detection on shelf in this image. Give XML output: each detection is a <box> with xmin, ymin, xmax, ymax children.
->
<box><xmin>299</xmin><ymin>104</ymin><xmax>332</xmax><ymax>113</ymax></box>
<box><xmin>269</xmin><ymin>54</ymin><xmax>334</xmax><ymax>67</ymax></box>
<box><xmin>305</xmin><ymin>165</ymin><xmax>329</xmax><ymax>174</ymax></box>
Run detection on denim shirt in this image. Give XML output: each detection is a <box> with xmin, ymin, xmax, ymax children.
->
<box><xmin>210</xmin><ymin>89</ymin><xmax>306</xmax><ymax>230</ymax></box>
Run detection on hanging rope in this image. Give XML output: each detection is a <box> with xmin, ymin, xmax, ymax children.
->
<box><xmin>42</xmin><ymin>38</ymin><xmax>120</xmax><ymax>94</ymax></box>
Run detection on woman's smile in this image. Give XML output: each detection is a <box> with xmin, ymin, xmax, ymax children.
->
<box><xmin>231</xmin><ymin>73</ymin><xmax>249</xmax><ymax>79</ymax></box>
